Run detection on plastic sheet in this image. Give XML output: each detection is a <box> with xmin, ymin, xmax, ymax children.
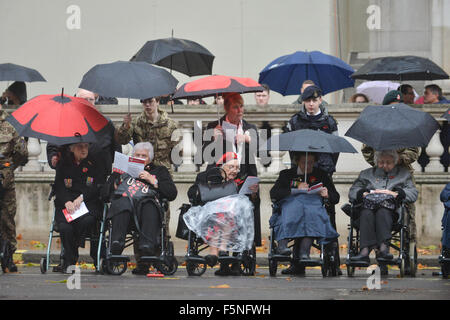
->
<box><xmin>183</xmin><ymin>194</ymin><xmax>254</xmax><ymax>252</ymax></box>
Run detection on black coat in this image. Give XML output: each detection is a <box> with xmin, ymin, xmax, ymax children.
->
<box><xmin>187</xmin><ymin>168</ymin><xmax>262</xmax><ymax>246</ymax></box>
<box><xmin>203</xmin><ymin>116</ymin><xmax>261</xmax><ymax>177</ymax></box>
<box><xmin>107</xmin><ymin>163</ymin><xmax>177</xmax><ymax>219</ymax></box>
<box><xmin>270</xmin><ymin>166</ymin><xmax>340</xmax><ymax>207</ymax></box>
<box><xmin>54</xmin><ymin>154</ymin><xmax>106</xmax><ymax>223</ymax></box>
<box><xmin>284</xmin><ymin>106</ymin><xmax>339</xmax><ymax>174</ymax></box>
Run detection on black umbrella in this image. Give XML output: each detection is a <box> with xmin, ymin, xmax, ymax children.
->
<box><xmin>0</xmin><ymin>63</ymin><xmax>46</xmax><ymax>82</ymax></box>
<box><xmin>79</xmin><ymin>61</ymin><xmax>178</xmax><ymax>112</ymax></box>
<box><xmin>130</xmin><ymin>37</ymin><xmax>215</xmax><ymax>77</ymax></box>
<box><xmin>351</xmin><ymin>55</ymin><xmax>449</xmax><ymax>81</ymax></box>
<box><xmin>264</xmin><ymin>129</ymin><xmax>357</xmax><ymax>154</ymax></box>
<box><xmin>264</xmin><ymin>129</ymin><xmax>357</xmax><ymax>180</ymax></box>
<box><xmin>345</xmin><ymin>103</ymin><xmax>440</xmax><ymax>150</ymax></box>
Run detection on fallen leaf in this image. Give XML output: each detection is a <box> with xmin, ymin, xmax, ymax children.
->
<box><xmin>209</xmin><ymin>284</ymin><xmax>230</xmax><ymax>289</ymax></box>
<box><xmin>286</xmin><ymin>277</ymin><xmax>292</xmax><ymax>281</ymax></box>
<box><xmin>16</xmin><ymin>234</ymin><xmax>23</xmax><ymax>240</ymax></box>
<box><xmin>381</xmin><ymin>280</ymin><xmax>388</xmax><ymax>285</ymax></box>
<box><xmin>50</xmin><ymin>280</ymin><xmax>67</xmax><ymax>284</ymax></box>
<box><xmin>362</xmin><ymin>286</ymin><xmax>369</xmax><ymax>291</ymax></box>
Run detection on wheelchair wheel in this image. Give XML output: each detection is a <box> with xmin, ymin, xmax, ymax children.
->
<box><xmin>40</xmin><ymin>257</ymin><xmax>47</xmax><ymax>274</ymax></box>
<box><xmin>409</xmin><ymin>243</ymin><xmax>417</xmax><ymax>277</ymax></box>
<box><xmin>240</xmin><ymin>245</ymin><xmax>256</xmax><ymax>276</ymax></box>
<box><xmin>156</xmin><ymin>256</ymin><xmax>178</xmax><ymax>276</ymax></box>
<box><xmin>399</xmin><ymin>258</ymin><xmax>406</xmax><ymax>278</ymax></box>
<box><xmin>186</xmin><ymin>261</ymin><xmax>207</xmax><ymax>276</ymax></box>
<box><xmin>269</xmin><ymin>259</ymin><xmax>277</xmax><ymax>277</ymax></box>
<box><xmin>105</xmin><ymin>258</ymin><xmax>127</xmax><ymax>276</ymax></box>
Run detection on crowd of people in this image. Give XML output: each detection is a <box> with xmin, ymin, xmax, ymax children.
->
<box><xmin>0</xmin><ymin>79</ymin><xmax>448</xmax><ymax>277</ymax></box>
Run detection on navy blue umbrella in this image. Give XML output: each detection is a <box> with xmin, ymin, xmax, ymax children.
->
<box><xmin>258</xmin><ymin>51</ymin><xmax>355</xmax><ymax>96</ymax></box>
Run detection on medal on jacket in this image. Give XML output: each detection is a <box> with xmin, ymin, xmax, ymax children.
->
<box><xmin>64</xmin><ymin>179</ymin><xmax>72</xmax><ymax>188</ymax></box>
<box><xmin>86</xmin><ymin>177</ymin><xmax>94</xmax><ymax>186</ymax></box>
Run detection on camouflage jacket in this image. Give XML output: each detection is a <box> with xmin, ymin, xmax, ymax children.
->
<box><xmin>116</xmin><ymin>108</ymin><xmax>179</xmax><ymax>170</ymax></box>
<box><xmin>0</xmin><ymin>110</ymin><xmax>28</xmax><ymax>185</ymax></box>
<box><xmin>361</xmin><ymin>144</ymin><xmax>419</xmax><ymax>174</ymax></box>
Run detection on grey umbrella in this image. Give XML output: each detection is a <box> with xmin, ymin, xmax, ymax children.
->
<box><xmin>345</xmin><ymin>103</ymin><xmax>440</xmax><ymax>150</ymax></box>
<box><xmin>79</xmin><ymin>61</ymin><xmax>178</xmax><ymax>112</ymax></box>
<box><xmin>264</xmin><ymin>129</ymin><xmax>357</xmax><ymax>180</ymax></box>
<box><xmin>0</xmin><ymin>63</ymin><xmax>46</xmax><ymax>82</ymax></box>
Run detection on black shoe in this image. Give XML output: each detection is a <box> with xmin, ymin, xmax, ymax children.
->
<box><xmin>377</xmin><ymin>251</ymin><xmax>393</xmax><ymax>260</ymax></box>
<box><xmin>132</xmin><ymin>264</ymin><xmax>149</xmax><ymax>275</ymax></box>
<box><xmin>214</xmin><ymin>264</ymin><xmax>232</xmax><ymax>276</ymax></box>
<box><xmin>3</xmin><ymin>261</ymin><xmax>18</xmax><ymax>273</ymax></box>
<box><xmin>205</xmin><ymin>255</ymin><xmax>218</xmax><ymax>267</ymax></box>
<box><xmin>281</xmin><ymin>263</ymin><xmax>305</xmax><ymax>275</ymax></box>
<box><xmin>230</xmin><ymin>263</ymin><xmax>241</xmax><ymax>276</ymax></box>
<box><xmin>111</xmin><ymin>241</ymin><xmax>123</xmax><ymax>255</ymax></box>
<box><xmin>275</xmin><ymin>246</ymin><xmax>291</xmax><ymax>256</ymax></box>
<box><xmin>299</xmin><ymin>253</ymin><xmax>312</xmax><ymax>262</ymax></box>
<box><xmin>350</xmin><ymin>254</ymin><xmax>370</xmax><ymax>263</ymax></box>
<box><xmin>139</xmin><ymin>244</ymin><xmax>155</xmax><ymax>257</ymax></box>
<box><xmin>52</xmin><ymin>263</ymin><xmax>64</xmax><ymax>273</ymax></box>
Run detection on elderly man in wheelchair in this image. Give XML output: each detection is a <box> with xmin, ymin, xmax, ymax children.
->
<box><xmin>347</xmin><ymin>149</ymin><xmax>418</xmax><ymax>267</ymax></box>
<box><xmin>104</xmin><ymin>142</ymin><xmax>177</xmax><ymax>275</ymax></box>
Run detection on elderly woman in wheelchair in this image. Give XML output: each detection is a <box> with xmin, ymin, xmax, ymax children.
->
<box><xmin>183</xmin><ymin>152</ymin><xmax>259</xmax><ymax>276</ymax></box>
<box><xmin>105</xmin><ymin>142</ymin><xmax>177</xmax><ymax>275</ymax></box>
<box><xmin>268</xmin><ymin>152</ymin><xmax>340</xmax><ymax>276</ymax></box>
<box><xmin>348</xmin><ymin>149</ymin><xmax>418</xmax><ymax>264</ymax></box>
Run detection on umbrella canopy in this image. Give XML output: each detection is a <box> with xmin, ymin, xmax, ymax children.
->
<box><xmin>356</xmin><ymin>81</ymin><xmax>401</xmax><ymax>104</ymax></box>
<box><xmin>0</xmin><ymin>63</ymin><xmax>46</xmax><ymax>82</ymax></box>
<box><xmin>130</xmin><ymin>37</ymin><xmax>215</xmax><ymax>77</ymax></box>
<box><xmin>6</xmin><ymin>94</ymin><xmax>109</xmax><ymax>145</ymax></box>
<box><xmin>264</xmin><ymin>129</ymin><xmax>357</xmax><ymax>154</ymax></box>
<box><xmin>173</xmin><ymin>75</ymin><xmax>263</xmax><ymax>99</ymax></box>
<box><xmin>351</xmin><ymin>55</ymin><xmax>449</xmax><ymax>81</ymax></box>
<box><xmin>345</xmin><ymin>103</ymin><xmax>440</xmax><ymax>150</ymax></box>
<box><xmin>442</xmin><ymin>108</ymin><xmax>450</xmax><ymax>121</ymax></box>
<box><xmin>79</xmin><ymin>61</ymin><xmax>178</xmax><ymax>100</ymax></box>
<box><xmin>258</xmin><ymin>51</ymin><xmax>355</xmax><ymax>96</ymax></box>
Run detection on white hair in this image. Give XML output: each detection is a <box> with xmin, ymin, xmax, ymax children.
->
<box><xmin>374</xmin><ymin>150</ymin><xmax>399</xmax><ymax>165</ymax></box>
<box><xmin>133</xmin><ymin>142</ymin><xmax>154</xmax><ymax>161</ymax></box>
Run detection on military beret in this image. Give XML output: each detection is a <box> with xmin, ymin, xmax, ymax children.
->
<box><xmin>382</xmin><ymin>90</ymin><xmax>403</xmax><ymax>105</ymax></box>
<box><xmin>302</xmin><ymin>85</ymin><xmax>322</xmax><ymax>101</ymax></box>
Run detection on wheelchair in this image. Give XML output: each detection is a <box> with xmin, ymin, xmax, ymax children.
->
<box><xmin>341</xmin><ymin>200</ymin><xmax>417</xmax><ymax>277</ymax></box>
<box><xmin>40</xmin><ymin>184</ymin><xmax>106</xmax><ymax>274</ymax></box>
<box><xmin>178</xmin><ymin>168</ymin><xmax>257</xmax><ymax>277</ymax></box>
<box><xmin>267</xmin><ymin>202</ymin><xmax>339</xmax><ymax>277</ymax></box>
<box><xmin>99</xmin><ymin>197</ymin><xmax>178</xmax><ymax>276</ymax></box>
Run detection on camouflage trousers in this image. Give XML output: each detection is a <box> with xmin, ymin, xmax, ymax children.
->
<box><xmin>0</xmin><ymin>186</ymin><xmax>17</xmax><ymax>253</ymax></box>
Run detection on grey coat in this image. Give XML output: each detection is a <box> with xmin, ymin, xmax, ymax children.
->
<box><xmin>349</xmin><ymin>166</ymin><xmax>418</xmax><ymax>204</ymax></box>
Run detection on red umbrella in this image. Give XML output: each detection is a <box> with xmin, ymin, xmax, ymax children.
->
<box><xmin>172</xmin><ymin>75</ymin><xmax>263</xmax><ymax>99</ymax></box>
<box><xmin>6</xmin><ymin>93</ymin><xmax>109</xmax><ymax>145</ymax></box>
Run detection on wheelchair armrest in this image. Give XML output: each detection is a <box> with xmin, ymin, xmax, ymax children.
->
<box><xmin>160</xmin><ymin>198</ymin><xmax>169</xmax><ymax>211</ymax></box>
<box><xmin>341</xmin><ymin>203</ymin><xmax>352</xmax><ymax>217</ymax></box>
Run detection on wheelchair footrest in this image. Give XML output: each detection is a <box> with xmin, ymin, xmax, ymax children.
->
<box><xmin>269</xmin><ymin>254</ymin><xmax>292</xmax><ymax>263</ymax></box>
<box><xmin>376</xmin><ymin>257</ymin><xmax>400</xmax><ymax>265</ymax></box>
<box><xmin>108</xmin><ymin>255</ymin><xmax>130</xmax><ymax>262</ymax></box>
<box><xmin>438</xmin><ymin>256</ymin><xmax>450</xmax><ymax>263</ymax></box>
<box><xmin>346</xmin><ymin>260</ymin><xmax>370</xmax><ymax>268</ymax></box>
<box><xmin>218</xmin><ymin>256</ymin><xmax>241</xmax><ymax>264</ymax></box>
<box><xmin>185</xmin><ymin>255</ymin><xmax>206</xmax><ymax>264</ymax></box>
<box><xmin>297</xmin><ymin>259</ymin><xmax>322</xmax><ymax>267</ymax></box>
<box><xmin>140</xmin><ymin>255</ymin><xmax>161</xmax><ymax>264</ymax></box>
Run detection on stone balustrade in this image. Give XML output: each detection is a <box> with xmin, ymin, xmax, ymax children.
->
<box><xmin>7</xmin><ymin>104</ymin><xmax>450</xmax><ymax>246</ymax></box>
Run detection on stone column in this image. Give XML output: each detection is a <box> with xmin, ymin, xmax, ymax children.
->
<box><xmin>425</xmin><ymin>129</ymin><xmax>444</xmax><ymax>172</ymax></box>
<box><xmin>267</xmin><ymin>123</ymin><xmax>286</xmax><ymax>173</ymax></box>
<box><xmin>23</xmin><ymin>138</ymin><xmax>42</xmax><ymax>171</ymax></box>
<box><xmin>178</xmin><ymin>121</ymin><xmax>196</xmax><ymax>172</ymax></box>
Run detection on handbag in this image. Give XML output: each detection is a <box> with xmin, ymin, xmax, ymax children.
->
<box><xmin>196</xmin><ymin>168</ymin><xmax>238</xmax><ymax>204</ymax></box>
<box><xmin>363</xmin><ymin>192</ymin><xmax>396</xmax><ymax>211</ymax></box>
<box><xmin>176</xmin><ymin>203</ymin><xmax>192</xmax><ymax>240</ymax></box>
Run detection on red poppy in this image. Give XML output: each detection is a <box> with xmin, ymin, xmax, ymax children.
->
<box><xmin>82</xmin><ymin>167</ymin><xmax>88</xmax><ymax>173</ymax></box>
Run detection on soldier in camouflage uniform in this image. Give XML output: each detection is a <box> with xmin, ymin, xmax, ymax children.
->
<box><xmin>361</xmin><ymin>144</ymin><xmax>419</xmax><ymax>242</ymax></box>
<box><xmin>115</xmin><ymin>96</ymin><xmax>179</xmax><ymax>274</ymax></box>
<box><xmin>0</xmin><ymin>107</ymin><xmax>28</xmax><ymax>272</ymax></box>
